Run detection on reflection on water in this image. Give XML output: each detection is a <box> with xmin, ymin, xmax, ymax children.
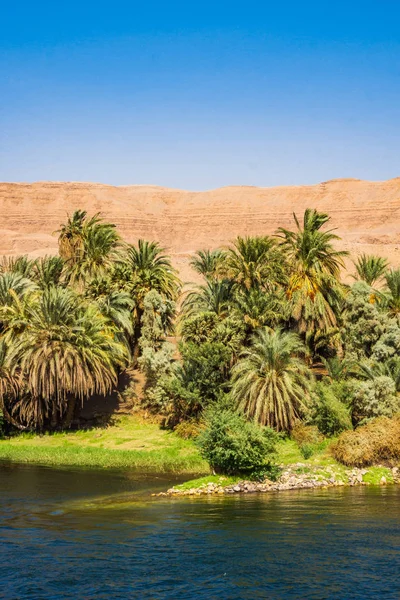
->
<box><xmin>1</xmin><ymin>463</ymin><xmax>399</xmax><ymax>599</ymax></box>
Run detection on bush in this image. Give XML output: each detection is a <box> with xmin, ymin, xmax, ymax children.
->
<box><xmin>291</xmin><ymin>423</ymin><xmax>323</xmax><ymax>446</ymax></box>
<box><xmin>291</xmin><ymin>422</ymin><xmax>325</xmax><ymax>459</ymax></box>
<box><xmin>332</xmin><ymin>415</ymin><xmax>400</xmax><ymax>467</ymax></box>
<box><xmin>173</xmin><ymin>420</ymin><xmax>203</xmax><ymax>440</ymax></box>
<box><xmin>311</xmin><ymin>382</ymin><xmax>352</xmax><ymax>436</ymax></box>
<box><xmin>352</xmin><ymin>376</ymin><xmax>400</xmax><ymax>425</ymax></box>
<box><xmin>197</xmin><ymin>410</ymin><xmax>278</xmax><ymax>475</ymax></box>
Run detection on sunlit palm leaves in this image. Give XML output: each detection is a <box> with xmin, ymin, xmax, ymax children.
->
<box><xmin>7</xmin><ymin>287</ymin><xmax>129</xmax><ymax>428</ymax></box>
<box><xmin>226</xmin><ymin>236</ymin><xmax>286</xmax><ymax>291</ymax></box>
<box><xmin>277</xmin><ymin>209</ymin><xmax>348</xmax><ymax>334</ymax></box>
<box><xmin>352</xmin><ymin>254</ymin><xmax>389</xmax><ymax>287</ymax></box>
<box><xmin>231</xmin><ymin>328</ymin><xmax>312</xmax><ymax>431</ymax></box>
<box><xmin>190</xmin><ymin>249</ymin><xmax>227</xmax><ymax>279</ymax></box>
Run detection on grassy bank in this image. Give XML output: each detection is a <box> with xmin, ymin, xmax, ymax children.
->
<box><xmin>0</xmin><ymin>416</ymin><xmax>209</xmax><ymax>474</ymax></box>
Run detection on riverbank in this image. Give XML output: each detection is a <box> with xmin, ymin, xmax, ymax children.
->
<box><xmin>0</xmin><ymin>416</ymin><xmax>208</xmax><ymax>474</ymax></box>
<box><xmin>161</xmin><ymin>464</ymin><xmax>400</xmax><ymax>496</ymax></box>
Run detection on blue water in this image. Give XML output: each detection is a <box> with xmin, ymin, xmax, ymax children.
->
<box><xmin>1</xmin><ymin>463</ymin><xmax>399</xmax><ymax>599</ymax></box>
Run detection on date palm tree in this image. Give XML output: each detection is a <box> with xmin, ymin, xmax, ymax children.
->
<box><xmin>57</xmin><ymin>211</ymin><xmax>121</xmax><ymax>285</ymax></box>
<box><xmin>181</xmin><ymin>279</ymin><xmax>233</xmax><ymax>319</ymax></box>
<box><xmin>352</xmin><ymin>254</ymin><xmax>388</xmax><ymax>287</ymax></box>
<box><xmin>277</xmin><ymin>209</ymin><xmax>348</xmax><ymax>335</ymax></box>
<box><xmin>226</xmin><ymin>236</ymin><xmax>286</xmax><ymax>292</ymax></box>
<box><xmin>33</xmin><ymin>256</ymin><xmax>66</xmax><ymax>289</ymax></box>
<box><xmin>126</xmin><ymin>240</ymin><xmax>180</xmax><ymax>305</ymax></box>
<box><xmin>8</xmin><ymin>287</ymin><xmax>129</xmax><ymax>430</ymax></box>
<box><xmin>383</xmin><ymin>269</ymin><xmax>400</xmax><ymax>316</ymax></box>
<box><xmin>231</xmin><ymin>328</ymin><xmax>312</xmax><ymax>431</ymax></box>
<box><xmin>190</xmin><ymin>249</ymin><xmax>227</xmax><ymax>279</ymax></box>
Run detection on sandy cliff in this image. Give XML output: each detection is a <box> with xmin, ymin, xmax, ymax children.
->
<box><xmin>0</xmin><ymin>177</ymin><xmax>399</xmax><ymax>280</ymax></box>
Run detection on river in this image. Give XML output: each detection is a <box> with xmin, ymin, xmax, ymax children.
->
<box><xmin>1</xmin><ymin>463</ymin><xmax>399</xmax><ymax>599</ymax></box>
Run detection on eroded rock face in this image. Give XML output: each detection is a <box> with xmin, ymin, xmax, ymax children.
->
<box><xmin>0</xmin><ymin>177</ymin><xmax>399</xmax><ymax>280</ymax></box>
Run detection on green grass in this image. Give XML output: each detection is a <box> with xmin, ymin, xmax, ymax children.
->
<box><xmin>0</xmin><ymin>416</ymin><xmax>209</xmax><ymax>474</ymax></box>
<box><xmin>173</xmin><ymin>475</ymin><xmax>241</xmax><ymax>491</ymax></box>
<box><xmin>363</xmin><ymin>467</ymin><xmax>394</xmax><ymax>485</ymax></box>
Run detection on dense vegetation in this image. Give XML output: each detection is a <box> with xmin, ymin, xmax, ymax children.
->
<box><xmin>1</xmin><ymin>208</ymin><xmax>400</xmax><ymax>474</ymax></box>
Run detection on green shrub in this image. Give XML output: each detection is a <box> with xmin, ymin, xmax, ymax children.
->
<box><xmin>250</xmin><ymin>464</ymin><xmax>282</xmax><ymax>482</ymax></box>
<box><xmin>352</xmin><ymin>376</ymin><xmax>400</xmax><ymax>425</ymax></box>
<box><xmin>332</xmin><ymin>415</ymin><xmax>400</xmax><ymax>467</ymax></box>
<box><xmin>312</xmin><ymin>382</ymin><xmax>352</xmax><ymax>436</ymax></box>
<box><xmin>197</xmin><ymin>410</ymin><xmax>278</xmax><ymax>475</ymax></box>
<box><xmin>299</xmin><ymin>444</ymin><xmax>314</xmax><ymax>459</ymax></box>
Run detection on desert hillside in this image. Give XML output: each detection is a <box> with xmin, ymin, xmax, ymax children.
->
<box><xmin>1</xmin><ymin>177</ymin><xmax>400</xmax><ymax>280</ymax></box>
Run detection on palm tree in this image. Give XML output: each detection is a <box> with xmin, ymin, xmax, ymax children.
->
<box><xmin>33</xmin><ymin>256</ymin><xmax>66</xmax><ymax>289</ymax></box>
<box><xmin>0</xmin><ymin>255</ymin><xmax>36</xmax><ymax>278</ymax></box>
<box><xmin>181</xmin><ymin>279</ymin><xmax>233</xmax><ymax>319</ymax></box>
<box><xmin>189</xmin><ymin>249</ymin><xmax>227</xmax><ymax>279</ymax></box>
<box><xmin>0</xmin><ymin>341</ymin><xmax>25</xmax><ymax>430</ymax></box>
<box><xmin>57</xmin><ymin>211</ymin><xmax>121</xmax><ymax>284</ymax></box>
<box><xmin>8</xmin><ymin>287</ymin><xmax>129</xmax><ymax>429</ymax></box>
<box><xmin>231</xmin><ymin>287</ymin><xmax>286</xmax><ymax>334</ymax></box>
<box><xmin>57</xmin><ymin>210</ymin><xmax>88</xmax><ymax>263</ymax></box>
<box><xmin>352</xmin><ymin>254</ymin><xmax>388</xmax><ymax>287</ymax></box>
<box><xmin>276</xmin><ymin>209</ymin><xmax>348</xmax><ymax>335</ymax></box>
<box><xmin>68</xmin><ymin>223</ymin><xmax>121</xmax><ymax>284</ymax></box>
<box><xmin>383</xmin><ymin>269</ymin><xmax>400</xmax><ymax>316</ymax></box>
<box><xmin>126</xmin><ymin>240</ymin><xmax>180</xmax><ymax>303</ymax></box>
<box><xmin>226</xmin><ymin>236</ymin><xmax>286</xmax><ymax>291</ymax></box>
<box><xmin>231</xmin><ymin>328</ymin><xmax>312</xmax><ymax>431</ymax></box>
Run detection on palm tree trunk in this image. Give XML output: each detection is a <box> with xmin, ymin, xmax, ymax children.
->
<box><xmin>63</xmin><ymin>396</ymin><xmax>77</xmax><ymax>429</ymax></box>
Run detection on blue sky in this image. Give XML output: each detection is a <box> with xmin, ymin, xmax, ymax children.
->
<box><xmin>1</xmin><ymin>1</ymin><xmax>399</xmax><ymax>189</ymax></box>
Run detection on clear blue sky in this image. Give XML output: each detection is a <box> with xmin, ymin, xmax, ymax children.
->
<box><xmin>1</xmin><ymin>1</ymin><xmax>399</xmax><ymax>190</ymax></box>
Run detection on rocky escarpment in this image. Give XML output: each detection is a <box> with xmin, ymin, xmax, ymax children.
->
<box><xmin>0</xmin><ymin>178</ymin><xmax>400</xmax><ymax>280</ymax></box>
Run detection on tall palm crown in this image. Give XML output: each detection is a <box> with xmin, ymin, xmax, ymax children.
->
<box><xmin>126</xmin><ymin>240</ymin><xmax>180</xmax><ymax>306</ymax></box>
<box><xmin>33</xmin><ymin>256</ymin><xmax>66</xmax><ymax>289</ymax></box>
<box><xmin>57</xmin><ymin>210</ymin><xmax>88</xmax><ymax>263</ymax></box>
<box><xmin>277</xmin><ymin>209</ymin><xmax>348</xmax><ymax>332</ymax></box>
<box><xmin>181</xmin><ymin>279</ymin><xmax>233</xmax><ymax>319</ymax></box>
<box><xmin>57</xmin><ymin>211</ymin><xmax>121</xmax><ymax>284</ymax></box>
<box><xmin>231</xmin><ymin>328</ymin><xmax>312</xmax><ymax>431</ymax></box>
<box><xmin>226</xmin><ymin>236</ymin><xmax>286</xmax><ymax>291</ymax></box>
<box><xmin>189</xmin><ymin>249</ymin><xmax>227</xmax><ymax>279</ymax></box>
<box><xmin>9</xmin><ymin>287</ymin><xmax>128</xmax><ymax>405</ymax></box>
<box><xmin>353</xmin><ymin>254</ymin><xmax>389</xmax><ymax>287</ymax></box>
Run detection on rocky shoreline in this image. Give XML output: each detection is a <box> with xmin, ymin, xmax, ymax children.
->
<box><xmin>157</xmin><ymin>464</ymin><xmax>400</xmax><ymax>497</ymax></box>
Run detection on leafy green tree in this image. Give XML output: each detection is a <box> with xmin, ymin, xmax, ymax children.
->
<box><xmin>231</xmin><ymin>328</ymin><xmax>312</xmax><ymax>431</ymax></box>
<box><xmin>342</xmin><ymin>281</ymin><xmax>388</xmax><ymax>359</ymax></box>
<box><xmin>180</xmin><ymin>311</ymin><xmax>245</xmax><ymax>357</ymax></box>
<box><xmin>351</xmin><ymin>376</ymin><xmax>400</xmax><ymax>426</ymax></box>
<box><xmin>311</xmin><ymin>382</ymin><xmax>352</xmax><ymax>436</ymax></box>
<box><xmin>352</xmin><ymin>254</ymin><xmax>388</xmax><ymax>287</ymax></box>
